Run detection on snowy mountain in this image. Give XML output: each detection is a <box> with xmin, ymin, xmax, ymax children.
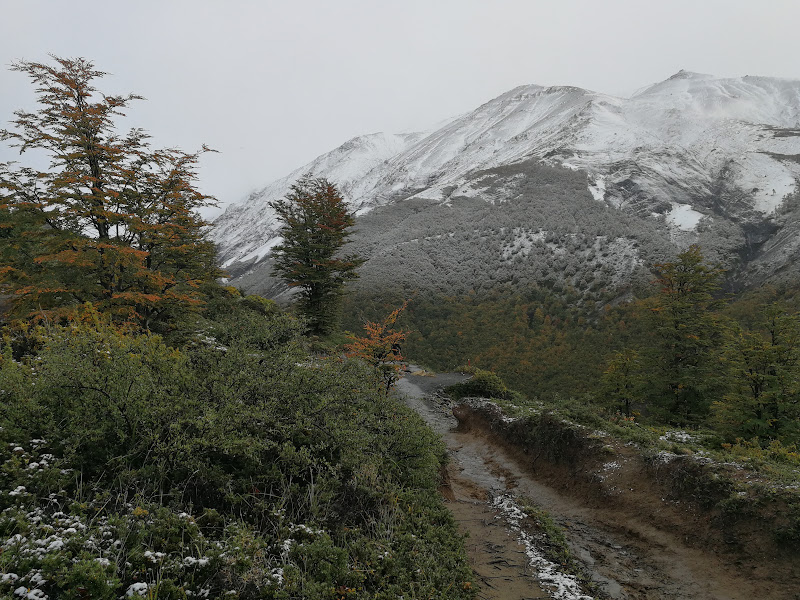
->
<box><xmin>212</xmin><ymin>71</ymin><xmax>800</xmax><ymax>292</ymax></box>
<box><xmin>211</xmin><ymin>131</ymin><xmax>427</xmax><ymax>266</ymax></box>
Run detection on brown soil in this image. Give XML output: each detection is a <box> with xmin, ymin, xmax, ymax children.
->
<box><xmin>443</xmin><ymin>465</ymin><xmax>549</xmax><ymax>599</ymax></box>
<box><xmin>396</xmin><ymin>372</ymin><xmax>800</xmax><ymax>600</ymax></box>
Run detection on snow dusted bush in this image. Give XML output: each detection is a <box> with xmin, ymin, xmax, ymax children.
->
<box><xmin>0</xmin><ymin>299</ymin><xmax>475</xmax><ymax>598</ymax></box>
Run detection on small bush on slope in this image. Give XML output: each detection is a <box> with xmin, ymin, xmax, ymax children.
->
<box><xmin>445</xmin><ymin>369</ymin><xmax>516</xmax><ymax>402</ymax></box>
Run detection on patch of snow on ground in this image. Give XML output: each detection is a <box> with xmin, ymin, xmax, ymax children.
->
<box><xmin>453</xmin><ymin>173</ymin><xmax>525</xmax><ymax>204</ymax></box>
<box><xmin>407</xmin><ymin>184</ymin><xmax>448</xmax><ymax>202</ymax></box>
<box><xmin>733</xmin><ymin>151</ymin><xmax>798</xmax><ymax>214</ymax></box>
<box><xmin>13</xmin><ymin>588</ymin><xmax>47</xmax><ymax>600</ymax></box>
<box><xmin>588</xmin><ymin>173</ymin><xmax>606</xmax><ymax>202</ymax></box>
<box><xmin>654</xmin><ymin>451</ymin><xmax>679</xmax><ymax>464</ymax></box>
<box><xmin>493</xmin><ymin>494</ymin><xmax>593</xmax><ymax>600</ymax></box>
<box><xmin>659</xmin><ymin>430</ymin><xmax>696</xmax><ymax>443</ymax></box>
<box><xmin>125</xmin><ymin>583</ymin><xmax>149</xmax><ymax>597</ymax></box>
<box><xmin>666</xmin><ymin>203</ymin><xmax>705</xmax><ymax>231</ymax></box>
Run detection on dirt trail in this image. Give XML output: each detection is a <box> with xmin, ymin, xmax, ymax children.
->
<box><xmin>398</xmin><ymin>371</ymin><xmax>551</xmax><ymax>599</ymax></box>
<box><xmin>396</xmin><ymin>370</ymin><xmax>791</xmax><ymax>600</ymax></box>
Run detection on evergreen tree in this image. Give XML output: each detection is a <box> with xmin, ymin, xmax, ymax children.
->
<box><xmin>601</xmin><ymin>348</ymin><xmax>642</xmax><ymax>418</ymax></box>
<box><xmin>0</xmin><ymin>56</ymin><xmax>220</xmax><ymax>330</ymax></box>
<box><xmin>714</xmin><ymin>306</ymin><xmax>800</xmax><ymax>444</ymax></box>
<box><xmin>644</xmin><ymin>245</ymin><xmax>724</xmax><ymax>424</ymax></box>
<box><xmin>270</xmin><ymin>177</ymin><xmax>363</xmax><ymax>335</ymax></box>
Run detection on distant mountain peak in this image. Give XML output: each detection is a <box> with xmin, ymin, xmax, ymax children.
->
<box><xmin>213</xmin><ymin>71</ymin><xmax>800</xmax><ymax>286</ymax></box>
<box><xmin>668</xmin><ymin>69</ymin><xmax>713</xmax><ymax>80</ymax></box>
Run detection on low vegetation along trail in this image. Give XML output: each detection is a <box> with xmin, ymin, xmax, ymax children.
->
<box><xmin>395</xmin><ymin>369</ymin><xmax>784</xmax><ymax>600</ymax></box>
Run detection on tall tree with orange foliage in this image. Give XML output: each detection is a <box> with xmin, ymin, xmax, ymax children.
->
<box><xmin>346</xmin><ymin>302</ymin><xmax>408</xmax><ymax>393</ymax></box>
<box><xmin>0</xmin><ymin>56</ymin><xmax>220</xmax><ymax>329</ymax></box>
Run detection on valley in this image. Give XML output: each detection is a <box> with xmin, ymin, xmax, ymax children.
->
<box><xmin>208</xmin><ymin>70</ymin><xmax>800</xmax><ymax>599</ymax></box>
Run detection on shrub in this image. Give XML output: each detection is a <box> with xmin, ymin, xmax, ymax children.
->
<box><xmin>445</xmin><ymin>368</ymin><xmax>513</xmax><ymax>400</ymax></box>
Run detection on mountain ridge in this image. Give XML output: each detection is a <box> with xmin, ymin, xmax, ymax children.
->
<box><xmin>212</xmin><ymin>71</ymin><xmax>800</xmax><ymax>292</ymax></box>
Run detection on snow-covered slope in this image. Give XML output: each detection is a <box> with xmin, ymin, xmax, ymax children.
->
<box><xmin>213</xmin><ymin>71</ymin><xmax>800</xmax><ymax>275</ymax></box>
<box><xmin>212</xmin><ymin>131</ymin><xmax>426</xmax><ymax>266</ymax></box>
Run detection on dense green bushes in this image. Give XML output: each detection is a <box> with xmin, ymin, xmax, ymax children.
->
<box><xmin>0</xmin><ymin>296</ymin><xmax>474</xmax><ymax>598</ymax></box>
<box><xmin>445</xmin><ymin>369</ymin><xmax>516</xmax><ymax>401</ymax></box>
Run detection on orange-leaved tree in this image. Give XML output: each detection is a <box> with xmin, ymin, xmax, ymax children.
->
<box><xmin>346</xmin><ymin>302</ymin><xmax>408</xmax><ymax>393</ymax></box>
<box><xmin>0</xmin><ymin>56</ymin><xmax>220</xmax><ymax>330</ymax></box>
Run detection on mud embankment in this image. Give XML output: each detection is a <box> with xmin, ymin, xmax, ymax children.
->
<box><xmin>452</xmin><ymin>399</ymin><xmax>800</xmax><ymax>599</ymax></box>
<box><xmin>396</xmin><ymin>371</ymin><xmax>800</xmax><ymax>600</ymax></box>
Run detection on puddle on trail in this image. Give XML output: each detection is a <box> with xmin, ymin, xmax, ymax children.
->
<box><xmin>396</xmin><ymin>372</ymin><xmax>790</xmax><ymax>600</ymax></box>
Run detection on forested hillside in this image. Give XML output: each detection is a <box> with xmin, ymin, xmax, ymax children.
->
<box><xmin>344</xmin><ymin>247</ymin><xmax>800</xmax><ymax>449</ymax></box>
<box><xmin>230</xmin><ymin>157</ymin><xmax>800</xmax><ymax>458</ymax></box>
<box><xmin>231</xmin><ymin>158</ymin><xmax>782</xmax><ymax>307</ymax></box>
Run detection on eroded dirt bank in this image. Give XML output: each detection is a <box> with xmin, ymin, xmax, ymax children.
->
<box><xmin>396</xmin><ymin>370</ymin><xmax>800</xmax><ymax>600</ymax></box>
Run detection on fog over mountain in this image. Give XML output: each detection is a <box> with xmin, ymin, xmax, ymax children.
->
<box><xmin>213</xmin><ymin>71</ymin><xmax>800</xmax><ymax>299</ymax></box>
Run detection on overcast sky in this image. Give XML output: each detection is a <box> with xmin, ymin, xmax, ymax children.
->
<box><xmin>2</xmin><ymin>0</ymin><xmax>800</xmax><ymax>218</ymax></box>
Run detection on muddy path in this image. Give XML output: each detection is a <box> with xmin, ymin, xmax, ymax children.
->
<box><xmin>396</xmin><ymin>370</ymin><xmax>793</xmax><ymax>600</ymax></box>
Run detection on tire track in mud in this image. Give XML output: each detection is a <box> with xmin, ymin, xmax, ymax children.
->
<box><xmin>398</xmin><ymin>371</ymin><xmax>553</xmax><ymax>599</ymax></box>
<box><xmin>396</xmin><ymin>370</ymin><xmax>791</xmax><ymax>600</ymax></box>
